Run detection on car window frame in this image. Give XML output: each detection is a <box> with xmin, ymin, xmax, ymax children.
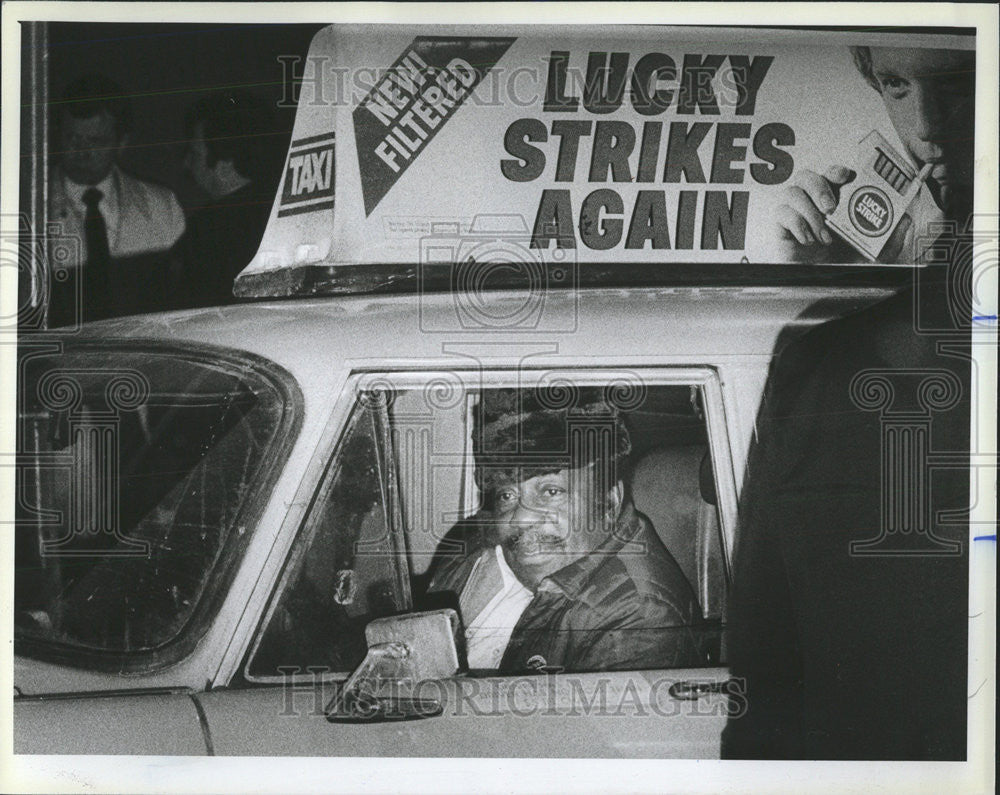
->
<box><xmin>13</xmin><ymin>338</ymin><xmax>304</xmax><ymax>675</ymax></box>
<box><xmin>371</xmin><ymin>366</ymin><xmax>738</xmax><ymax>585</ymax></box>
<box><xmin>241</xmin><ymin>365</ymin><xmax>738</xmax><ymax>686</ymax></box>
<box><xmin>241</xmin><ymin>391</ymin><xmax>412</xmax><ymax>685</ymax></box>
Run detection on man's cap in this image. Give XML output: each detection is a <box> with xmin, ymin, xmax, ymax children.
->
<box><xmin>472</xmin><ymin>386</ymin><xmax>632</xmax><ymax>495</ymax></box>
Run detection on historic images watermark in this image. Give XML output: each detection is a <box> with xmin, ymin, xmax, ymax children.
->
<box><xmin>912</xmin><ymin>214</ymin><xmax>998</xmax><ymax>336</ymax></box>
<box><xmin>351</xmin><ymin>363</ymin><xmax>656</xmax><ymax>559</ymax></box>
<box><xmin>277</xmin><ymin>53</ymin><xmax>764</xmax><ymax>113</ymax></box>
<box><xmin>845</xmin><ymin>213</ymin><xmax>998</xmax><ymax>556</ymax></box>
<box><xmin>849</xmin><ymin>367</ymin><xmax>966</xmax><ymax>556</ymax></box>
<box><xmin>275</xmin><ymin>665</ymin><xmax>747</xmax><ymax>722</ymax></box>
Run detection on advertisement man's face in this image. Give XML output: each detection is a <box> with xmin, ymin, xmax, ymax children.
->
<box><xmin>869</xmin><ymin>47</ymin><xmax>975</xmax><ymax>205</ymax></box>
<box><xmin>494</xmin><ymin>467</ymin><xmax>621</xmax><ymax>590</ymax></box>
<box><xmin>59</xmin><ymin>111</ymin><xmax>122</xmax><ymax>186</ymax></box>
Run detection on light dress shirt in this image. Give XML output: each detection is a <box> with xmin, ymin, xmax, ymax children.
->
<box><xmin>460</xmin><ymin>545</ymin><xmax>534</xmax><ymax>670</ymax></box>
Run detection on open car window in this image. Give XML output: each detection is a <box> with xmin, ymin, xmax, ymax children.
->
<box><xmin>14</xmin><ymin>342</ymin><xmax>301</xmax><ymax>672</ymax></box>
<box><xmin>248</xmin><ymin>397</ymin><xmax>410</xmax><ymax>680</ymax></box>
<box><xmin>246</xmin><ymin>369</ymin><xmax>733</xmax><ymax>682</ymax></box>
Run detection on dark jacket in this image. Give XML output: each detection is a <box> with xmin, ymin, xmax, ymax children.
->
<box><xmin>428</xmin><ymin>502</ymin><xmax>705</xmax><ymax>673</ymax></box>
<box><xmin>722</xmin><ymin>283</ymin><xmax>970</xmax><ymax>760</ymax></box>
<box><xmin>176</xmin><ymin>183</ymin><xmax>273</xmax><ymax>308</ymax></box>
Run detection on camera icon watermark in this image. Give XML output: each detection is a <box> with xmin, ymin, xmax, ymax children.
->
<box><xmin>1</xmin><ymin>214</ymin><xmax>83</xmax><ymax>334</ymax></box>
<box><xmin>418</xmin><ymin>214</ymin><xmax>578</xmax><ymax>334</ymax></box>
<box><xmin>913</xmin><ymin>213</ymin><xmax>998</xmax><ymax>336</ymax></box>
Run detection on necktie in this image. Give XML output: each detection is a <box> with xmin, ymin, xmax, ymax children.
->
<box><xmin>82</xmin><ymin>187</ymin><xmax>111</xmax><ymax>313</ymax></box>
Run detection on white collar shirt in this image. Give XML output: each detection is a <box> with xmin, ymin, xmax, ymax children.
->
<box><xmin>460</xmin><ymin>545</ymin><xmax>534</xmax><ymax>670</ymax></box>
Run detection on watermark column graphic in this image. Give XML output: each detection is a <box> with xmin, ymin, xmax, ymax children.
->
<box><xmin>522</xmin><ymin>369</ymin><xmax>650</xmax><ymax>546</ymax></box>
<box><xmin>912</xmin><ymin>213</ymin><xmax>999</xmax><ymax>547</ymax></box>
<box><xmin>26</xmin><ymin>366</ymin><xmax>151</xmax><ymax>556</ymax></box>
<box><xmin>849</xmin><ymin>368</ymin><xmax>965</xmax><ymax>556</ymax></box>
<box><xmin>397</xmin><ymin>370</ymin><xmax>470</xmax><ymax>555</ymax></box>
<box><xmin>352</xmin><ymin>372</ymin><xmax>471</xmax><ymax>561</ymax></box>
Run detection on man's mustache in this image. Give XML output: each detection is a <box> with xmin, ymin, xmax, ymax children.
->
<box><xmin>503</xmin><ymin>527</ymin><xmax>566</xmax><ymax>555</ymax></box>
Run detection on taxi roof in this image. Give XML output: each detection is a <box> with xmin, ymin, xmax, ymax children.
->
<box><xmin>78</xmin><ymin>286</ymin><xmax>895</xmax><ymax>394</ymax></box>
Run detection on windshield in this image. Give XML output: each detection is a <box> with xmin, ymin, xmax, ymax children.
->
<box><xmin>14</xmin><ymin>342</ymin><xmax>300</xmax><ymax>669</ymax></box>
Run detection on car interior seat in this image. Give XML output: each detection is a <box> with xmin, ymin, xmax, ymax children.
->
<box><xmin>630</xmin><ymin>444</ymin><xmax>723</xmax><ymax>620</ymax></box>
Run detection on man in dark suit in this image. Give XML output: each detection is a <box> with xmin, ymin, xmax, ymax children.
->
<box><xmin>176</xmin><ymin>90</ymin><xmax>276</xmax><ymax>308</ymax></box>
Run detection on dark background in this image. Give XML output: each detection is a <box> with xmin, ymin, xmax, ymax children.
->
<box><xmin>48</xmin><ymin>22</ymin><xmax>325</xmax><ymax>212</ymax></box>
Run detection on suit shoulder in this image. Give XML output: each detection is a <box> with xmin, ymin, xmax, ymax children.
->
<box><xmin>119</xmin><ymin>171</ymin><xmax>181</xmax><ymax>205</ymax></box>
<box><xmin>117</xmin><ymin>171</ymin><xmax>186</xmax><ymax>243</ymax></box>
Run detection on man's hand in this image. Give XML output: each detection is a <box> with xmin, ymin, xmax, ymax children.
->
<box><xmin>771</xmin><ymin>165</ymin><xmax>858</xmax><ymax>263</ymax></box>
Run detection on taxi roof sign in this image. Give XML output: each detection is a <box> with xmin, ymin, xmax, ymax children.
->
<box><xmin>234</xmin><ymin>25</ymin><xmax>973</xmax><ymax>298</ymax></box>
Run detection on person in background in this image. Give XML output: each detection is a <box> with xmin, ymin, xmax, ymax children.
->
<box><xmin>175</xmin><ymin>90</ymin><xmax>275</xmax><ymax>308</ymax></box>
<box><xmin>48</xmin><ymin>74</ymin><xmax>186</xmax><ymax>326</ymax></box>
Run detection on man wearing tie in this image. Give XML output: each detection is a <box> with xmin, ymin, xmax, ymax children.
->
<box><xmin>47</xmin><ymin>74</ymin><xmax>186</xmax><ymax>327</ymax></box>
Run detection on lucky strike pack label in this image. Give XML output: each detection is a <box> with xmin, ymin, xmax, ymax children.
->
<box><xmin>848</xmin><ymin>187</ymin><xmax>894</xmax><ymax>237</ymax></box>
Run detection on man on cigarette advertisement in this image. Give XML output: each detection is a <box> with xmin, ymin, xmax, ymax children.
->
<box><xmin>768</xmin><ymin>45</ymin><xmax>974</xmax><ymax>264</ymax></box>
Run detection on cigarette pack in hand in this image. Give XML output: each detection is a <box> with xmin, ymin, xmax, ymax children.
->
<box><xmin>825</xmin><ymin>131</ymin><xmax>932</xmax><ymax>262</ymax></box>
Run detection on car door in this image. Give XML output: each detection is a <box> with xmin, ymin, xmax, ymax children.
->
<box><xmin>197</xmin><ymin>367</ymin><xmax>739</xmax><ymax>757</ymax></box>
<box><xmin>14</xmin><ymin>688</ymin><xmax>211</xmax><ymax>755</ymax></box>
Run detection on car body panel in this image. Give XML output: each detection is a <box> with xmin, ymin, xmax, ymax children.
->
<box><xmin>83</xmin><ymin>288</ymin><xmax>886</xmax><ymax>366</ymax></box>
<box><xmin>79</xmin><ymin>286</ymin><xmax>891</xmax><ymax>505</ymax></box>
<box><xmin>14</xmin><ymin>286</ymin><xmax>895</xmax><ymax>756</ymax></box>
<box><xmin>196</xmin><ymin>668</ymin><xmax>730</xmax><ymax>758</ymax></box>
<box><xmin>14</xmin><ymin>691</ymin><xmax>209</xmax><ymax>755</ymax></box>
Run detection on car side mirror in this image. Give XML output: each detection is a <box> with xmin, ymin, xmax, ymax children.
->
<box><xmin>325</xmin><ymin>609</ymin><xmax>460</xmax><ymax>723</ymax></box>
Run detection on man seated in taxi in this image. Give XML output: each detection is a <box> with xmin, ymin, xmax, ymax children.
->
<box><xmin>427</xmin><ymin>387</ymin><xmax>704</xmax><ymax>673</ymax></box>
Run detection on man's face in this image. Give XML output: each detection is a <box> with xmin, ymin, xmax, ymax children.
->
<box><xmin>59</xmin><ymin>111</ymin><xmax>121</xmax><ymax>186</ymax></box>
<box><xmin>869</xmin><ymin>47</ymin><xmax>975</xmax><ymax>206</ymax></box>
<box><xmin>184</xmin><ymin>123</ymin><xmax>216</xmax><ymax>196</ymax></box>
<box><xmin>493</xmin><ymin>467</ymin><xmax>620</xmax><ymax>590</ymax></box>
